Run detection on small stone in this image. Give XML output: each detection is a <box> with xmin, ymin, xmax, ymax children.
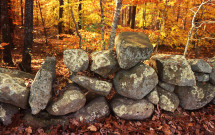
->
<box><xmin>111</xmin><ymin>95</ymin><xmax>154</xmax><ymax>120</ymax></box>
<box><xmin>115</xmin><ymin>32</ymin><xmax>153</xmax><ymax>69</ymax></box>
<box><xmin>74</xmin><ymin>97</ymin><xmax>110</xmax><ymax>123</ymax></box>
<box><xmin>63</xmin><ymin>49</ymin><xmax>89</xmax><ymax>72</ymax></box>
<box><xmin>46</xmin><ymin>84</ymin><xmax>86</xmax><ymax>115</ymax></box>
<box><xmin>72</xmin><ymin>75</ymin><xmax>112</xmax><ymax>96</ymax></box>
<box><xmin>210</xmin><ymin>68</ymin><xmax>215</xmax><ymax>85</ymax></box>
<box><xmin>188</xmin><ymin>59</ymin><xmax>212</xmax><ymax>73</ymax></box>
<box><xmin>158</xmin><ymin>81</ymin><xmax>175</xmax><ymax>92</ymax></box>
<box><xmin>146</xmin><ymin>88</ymin><xmax>159</xmax><ymax>105</ymax></box>
<box><xmin>113</xmin><ymin>63</ymin><xmax>158</xmax><ymax>99</ymax></box>
<box><xmin>157</xmin><ymin>87</ymin><xmax>179</xmax><ymax>112</ymax></box>
<box><xmin>194</xmin><ymin>72</ymin><xmax>210</xmax><ymax>82</ymax></box>
<box><xmin>175</xmin><ymin>82</ymin><xmax>215</xmax><ymax>110</ymax></box>
<box><xmin>0</xmin><ymin>103</ymin><xmax>19</xmax><ymax>125</ymax></box>
<box><xmin>91</xmin><ymin>50</ymin><xmax>119</xmax><ymax>78</ymax></box>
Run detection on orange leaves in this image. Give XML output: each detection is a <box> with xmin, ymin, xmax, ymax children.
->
<box><xmin>0</xmin><ymin>43</ymin><xmax>9</xmax><ymax>50</ymax></box>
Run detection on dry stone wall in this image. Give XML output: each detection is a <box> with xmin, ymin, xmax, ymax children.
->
<box><xmin>0</xmin><ymin>32</ymin><xmax>215</xmax><ymax>127</ymax></box>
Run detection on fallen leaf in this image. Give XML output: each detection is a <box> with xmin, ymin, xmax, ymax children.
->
<box><xmin>87</xmin><ymin>125</ymin><xmax>97</xmax><ymax>132</ymax></box>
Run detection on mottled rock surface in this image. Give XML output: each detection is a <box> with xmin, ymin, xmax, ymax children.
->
<box><xmin>74</xmin><ymin>97</ymin><xmax>110</xmax><ymax>122</ymax></box>
<box><xmin>115</xmin><ymin>32</ymin><xmax>153</xmax><ymax>69</ymax></box>
<box><xmin>113</xmin><ymin>63</ymin><xmax>158</xmax><ymax>99</ymax></box>
<box><xmin>23</xmin><ymin>111</ymin><xmax>69</xmax><ymax>128</ymax></box>
<box><xmin>72</xmin><ymin>75</ymin><xmax>112</xmax><ymax>96</ymax></box>
<box><xmin>111</xmin><ymin>96</ymin><xmax>154</xmax><ymax>120</ymax></box>
<box><xmin>150</xmin><ymin>54</ymin><xmax>196</xmax><ymax>86</ymax></box>
<box><xmin>91</xmin><ymin>50</ymin><xmax>119</xmax><ymax>78</ymax></box>
<box><xmin>0</xmin><ymin>103</ymin><xmax>19</xmax><ymax>125</ymax></box>
<box><xmin>188</xmin><ymin>59</ymin><xmax>212</xmax><ymax>73</ymax></box>
<box><xmin>157</xmin><ymin>87</ymin><xmax>179</xmax><ymax>112</ymax></box>
<box><xmin>0</xmin><ymin>68</ymin><xmax>34</xmax><ymax>79</ymax></box>
<box><xmin>158</xmin><ymin>81</ymin><xmax>175</xmax><ymax>92</ymax></box>
<box><xmin>194</xmin><ymin>73</ymin><xmax>210</xmax><ymax>82</ymax></box>
<box><xmin>207</xmin><ymin>57</ymin><xmax>215</xmax><ymax>85</ymax></box>
<box><xmin>175</xmin><ymin>82</ymin><xmax>215</xmax><ymax>110</ymax></box>
<box><xmin>46</xmin><ymin>84</ymin><xmax>86</xmax><ymax>115</ymax></box>
<box><xmin>0</xmin><ymin>73</ymin><xmax>30</xmax><ymax>109</ymax></box>
<box><xmin>146</xmin><ymin>88</ymin><xmax>159</xmax><ymax>105</ymax></box>
<box><xmin>29</xmin><ymin>57</ymin><xmax>56</xmax><ymax>115</ymax></box>
<box><xmin>63</xmin><ymin>49</ymin><xmax>89</xmax><ymax>72</ymax></box>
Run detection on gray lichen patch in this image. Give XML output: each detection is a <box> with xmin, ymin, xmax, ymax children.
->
<box><xmin>146</xmin><ymin>88</ymin><xmax>159</xmax><ymax>105</ymax></box>
<box><xmin>63</xmin><ymin>49</ymin><xmax>89</xmax><ymax>72</ymax></box>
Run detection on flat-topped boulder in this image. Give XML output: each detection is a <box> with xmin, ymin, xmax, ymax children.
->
<box><xmin>175</xmin><ymin>82</ymin><xmax>215</xmax><ymax>110</ymax></box>
<box><xmin>188</xmin><ymin>59</ymin><xmax>212</xmax><ymax>73</ymax></box>
<box><xmin>0</xmin><ymin>103</ymin><xmax>19</xmax><ymax>125</ymax></box>
<box><xmin>111</xmin><ymin>96</ymin><xmax>154</xmax><ymax>120</ymax></box>
<box><xmin>46</xmin><ymin>84</ymin><xmax>86</xmax><ymax>115</ymax></box>
<box><xmin>157</xmin><ymin>87</ymin><xmax>179</xmax><ymax>112</ymax></box>
<box><xmin>113</xmin><ymin>63</ymin><xmax>158</xmax><ymax>99</ymax></box>
<box><xmin>72</xmin><ymin>75</ymin><xmax>112</xmax><ymax>96</ymax></box>
<box><xmin>0</xmin><ymin>73</ymin><xmax>30</xmax><ymax>109</ymax></box>
<box><xmin>74</xmin><ymin>97</ymin><xmax>110</xmax><ymax>123</ymax></box>
<box><xmin>29</xmin><ymin>57</ymin><xmax>56</xmax><ymax>115</ymax></box>
<box><xmin>150</xmin><ymin>54</ymin><xmax>196</xmax><ymax>86</ymax></box>
<box><xmin>91</xmin><ymin>49</ymin><xmax>119</xmax><ymax>78</ymax></box>
<box><xmin>63</xmin><ymin>49</ymin><xmax>89</xmax><ymax>72</ymax></box>
<box><xmin>115</xmin><ymin>32</ymin><xmax>153</xmax><ymax>69</ymax></box>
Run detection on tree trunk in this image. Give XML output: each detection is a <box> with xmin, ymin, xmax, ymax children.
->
<box><xmin>100</xmin><ymin>0</ymin><xmax>105</xmax><ymax>50</ymax></box>
<box><xmin>108</xmin><ymin>0</ymin><xmax>122</xmax><ymax>49</ymax></box>
<box><xmin>21</xmin><ymin>0</ymin><xmax>24</xmax><ymax>26</ymax></box>
<box><xmin>1</xmin><ymin>0</ymin><xmax>14</xmax><ymax>66</ymax></box>
<box><xmin>20</xmin><ymin>0</ymin><xmax>33</xmax><ymax>72</ymax></box>
<box><xmin>130</xmin><ymin>6</ymin><xmax>136</xmax><ymax>29</ymax></box>
<box><xmin>127</xmin><ymin>6</ymin><xmax>131</xmax><ymax>26</ymax></box>
<box><xmin>78</xmin><ymin>0</ymin><xmax>82</xmax><ymax>29</ymax></box>
<box><xmin>58</xmin><ymin>0</ymin><xmax>64</xmax><ymax>36</ymax></box>
<box><xmin>142</xmin><ymin>3</ymin><xmax>147</xmax><ymax>28</ymax></box>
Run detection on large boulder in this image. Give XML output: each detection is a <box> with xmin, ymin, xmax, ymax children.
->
<box><xmin>115</xmin><ymin>32</ymin><xmax>153</xmax><ymax>69</ymax></box>
<box><xmin>111</xmin><ymin>96</ymin><xmax>154</xmax><ymax>120</ymax></box>
<box><xmin>0</xmin><ymin>68</ymin><xmax>34</xmax><ymax>79</ymax></box>
<box><xmin>74</xmin><ymin>97</ymin><xmax>110</xmax><ymax>122</ymax></box>
<box><xmin>188</xmin><ymin>59</ymin><xmax>212</xmax><ymax>73</ymax></box>
<box><xmin>150</xmin><ymin>54</ymin><xmax>196</xmax><ymax>86</ymax></box>
<box><xmin>23</xmin><ymin>111</ymin><xmax>69</xmax><ymax>128</ymax></box>
<box><xmin>0</xmin><ymin>73</ymin><xmax>30</xmax><ymax>109</ymax></box>
<box><xmin>146</xmin><ymin>87</ymin><xmax>159</xmax><ymax>105</ymax></box>
<box><xmin>157</xmin><ymin>87</ymin><xmax>179</xmax><ymax>112</ymax></box>
<box><xmin>46</xmin><ymin>84</ymin><xmax>86</xmax><ymax>115</ymax></box>
<box><xmin>29</xmin><ymin>57</ymin><xmax>56</xmax><ymax>115</ymax></box>
<box><xmin>175</xmin><ymin>82</ymin><xmax>215</xmax><ymax>110</ymax></box>
<box><xmin>72</xmin><ymin>75</ymin><xmax>112</xmax><ymax>96</ymax></box>
<box><xmin>63</xmin><ymin>49</ymin><xmax>89</xmax><ymax>72</ymax></box>
<box><xmin>113</xmin><ymin>63</ymin><xmax>158</xmax><ymax>99</ymax></box>
<box><xmin>0</xmin><ymin>103</ymin><xmax>19</xmax><ymax>125</ymax></box>
<box><xmin>91</xmin><ymin>50</ymin><xmax>119</xmax><ymax>78</ymax></box>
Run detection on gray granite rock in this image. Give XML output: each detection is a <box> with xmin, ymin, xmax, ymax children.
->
<box><xmin>115</xmin><ymin>32</ymin><xmax>153</xmax><ymax>69</ymax></box>
<box><xmin>23</xmin><ymin>111</ymin><xmax>69</xmax><ymax>128</ymax></box>
<box><xmin>0</xmin><ymin>73</ymin><xmax>30</xmax><ymax>109</ymax></box>
<box><xmin>158</xmin><ymin>81</ymin><xmax>175</xmax><ymax>92</ymax></box>
<box><xmin>157</xmin><ymin>87</ymin><xmax>179</xmax><ymax>112</ymax></box>
<box><xmin>188</xmin><ymin>59</ymin><xmax>212</xmax><ymax>73</ymax></box>
<box><xmin>0</xmin><ymin>68</ymin><xmax>34</xmax><ymax>79</ymax></box>
<box><xmin>150</xmin><ymin>54</ymin><xmax>196</xmax><ymax>86</ymax></box>
<box><xmin>91</xmin><ymin>50</ymin><xmax>119</xmax><ymax>78</ymax></box>
<box><xmin>207</xmin><ymin>57</ymin><xmax>215</xmax><ymax>85</ymax></box>
<box><xmin>0</xmin><ymin>103</ymin><xmax>19</xmax><ymax>125</ymax></box>
<box><xmin>113</xmin><ymin>63</ymin><xmax>158</xmax><ymax>99</ymax></box>
<box><xmin>175</xmin><ymin>82</ymin><xmax>215</xmax><ymax>110</ymax></box>
<box><xmin>29</xmin><ymin>57</ymin><xmax>56</xmax><ymax>115</ymax></box>
<box><xmin>111</xmin><ymin>96</ymin><xmax>154</xmax><ymax>120</ymax></box>
<box><xmin>74</xmin><ymin>97</ymin><xmax>110</xmax><ymax>122</ymax></box>
<box><xmin>46</xmin><ymin>84</ymin><xmax>86</xmax><ymax>115</ymax></box>
<box><xmin>194</xmin><ymin>72</ymin><xmax>210</xmax><ymax>82</ymax></box>
<box><xmin>146</xmin><ymin>87</ymin><xmax>159</xmax><ymax>105</ymax></box>
<box><xmin>63</xmin><ymin>49</ymin><xmax>89</xmax><ymax>72</ymax></box>
<box><xmin>72</xmin><ymin>75</ymin><xmax>112</xmax><ymax>96</ymax></box>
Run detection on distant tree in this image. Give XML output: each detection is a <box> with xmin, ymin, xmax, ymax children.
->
<box><xmin>130</xmin><ymin>6</ymin><xmax>136</xmax><ymax>29</ymax></box>
<box><xmin>78</xmin><ymin>0</ymin><xmax>82</xmax><ymax>29</ymax></box>
<box><xmin>19</xmin><ymin>0</ymin><xmax>33</xmax><ymax>72</ymax></box>
<box><xmin>100</xmin><ymin>0</ymin><xmax>105</xmax><ymax>50</ymax></box>
<box><xmin>108</xmin><ymin>0</ymin><xmax>122</xmax><ymax>49</ymax></box>
<box><xmin>1</xmin><ymin>0</ymin><xmax>14</xmax><ymax>66</ymax></box>
<box><xmin>58</xmin><ymin>0</ymin><xmax>64</xmax><ymax>37</ymax></box>
<box><xmin>21</xmin><ymin>0</ymin><xmax>24</xmax><ymax>26</ymax></box>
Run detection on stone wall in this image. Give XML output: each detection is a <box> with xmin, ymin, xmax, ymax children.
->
<box><xmin>0</xmin><ymin>32</ymin><xmax>215</xmax><ymax>127</ymax></box>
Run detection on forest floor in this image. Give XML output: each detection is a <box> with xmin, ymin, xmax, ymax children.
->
<box><xmin>0</xmin><ymin>26</ymin><xmax>215</xmax><ymax>134</ymax></box>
